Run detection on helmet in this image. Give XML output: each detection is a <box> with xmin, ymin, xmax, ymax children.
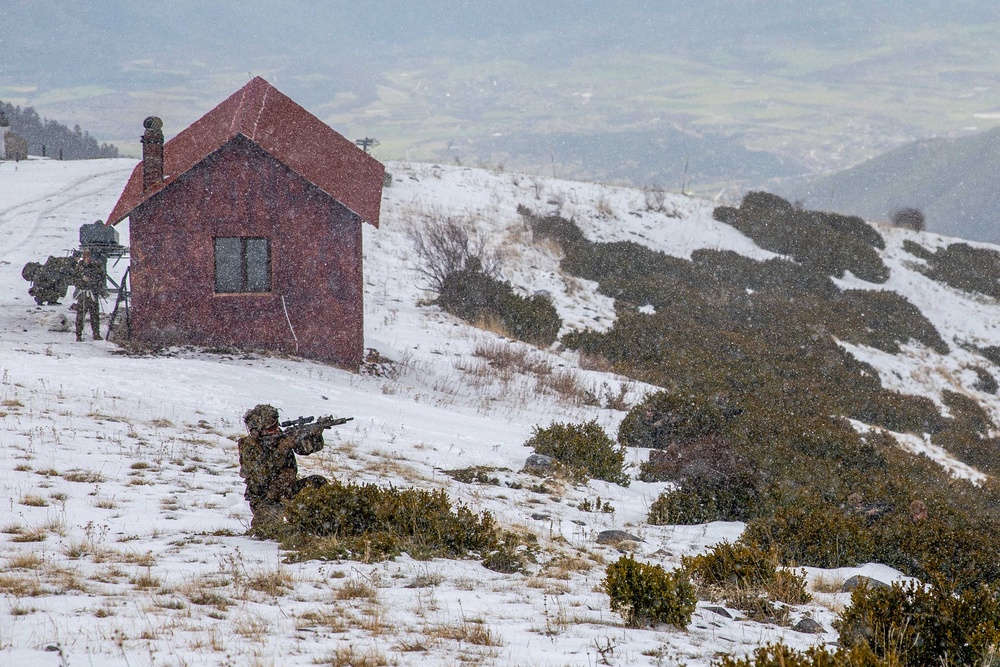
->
<box><xmin>243</xmin><ymin>404</ymin><xmax>279</xmax><ymax>433</ymax></box>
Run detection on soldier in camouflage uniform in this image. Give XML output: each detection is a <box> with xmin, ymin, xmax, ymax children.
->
<box><xmin>238</xmin><ymin>404</ymin><xmax>328</xmax><ymax>537</ymax></box>
<box><xmin>72</xmin><ymin>250</ymin><xmax>107</xmax><ymax>341</ymax></box>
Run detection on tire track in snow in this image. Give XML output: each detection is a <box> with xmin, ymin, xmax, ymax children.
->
<box><xmin>0</xmin><ymin>163</ymin><xmax>135</xmax><ymax>263</ymax></box>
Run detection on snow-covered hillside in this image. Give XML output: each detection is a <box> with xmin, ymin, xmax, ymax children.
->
<box><xmin>1</xmin><ymin>157</ymin><xmax>995</xmax><ymax>666</ymax></box>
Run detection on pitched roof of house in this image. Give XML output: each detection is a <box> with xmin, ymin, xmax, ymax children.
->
<box><xmin>107</xmin><ymin>77</ymin><xmax>383</xmax><ymax>227</ymax></box>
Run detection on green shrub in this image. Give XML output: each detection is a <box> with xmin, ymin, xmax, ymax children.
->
<box><xmin>932</xmin><ymin>390</ymin><xmax>1000</xmax><ymax>474</ymax></box>
<box><xmin>715</xmin><ymin>192</ymin><xmax>889</xmax><ymax>283</ymax></box>
<box><xmin>743</xmin><ymin>495</ymin><xmax>877</xmax><ymax>569</ymax></box>
<box><xmin>438</xmin><ymin>269</ymin><xmax>509</xmax><ymax>321</ymax></box>
<box><xmin>525</xmin><ymin>420</ymin><xmax>629</xmax><ymax>486</ymax></box>
<box><xmin>438</xmin><ymin>269</ymin><xmax>561</xmax><ymax>346</ymax></box>
<box><xmin>618</xmin><ymin>390</ymin><xmax>733</xmax><ymax>449</ymax></box>
<box><xmin>282</xmin><ymin>481</ymin><xmax>504</xmax><ymax>561</ymax></box>
<box><xmin>902</xmin><ymin>239</ymin><xmax>933</xmax><ymax>260</ymax></box>
<box><xmin>972</xmin><ymin>366</ymin><xmax>999</xmax><ymax>394</ymax></box>
<box><xmin>683</xmin><ymin>541</ymin><xmax>806</xmax><ymax>598</ymax></box>
<box><xmin>833</xmin><ymin>289</ymin><xmax>948</xmax><ymax>354</ymax></box>
<box><xmin>838</xmin><ymin>579</ymin><xmax>1000</xmax><ymax>667</ymax></box>
<box><xmin>683</xmin><ymin>541</ymin><xmax>809</xmax><ymax>621</ymax></box>
<box><xmin>743</xmin><ymin>486</ymin><xmax>1000</xmax><ymax>590</ymax></box>
<box><xmin>603</xmin><ymin>555</ymin><xmax>696</xmax><ymax>628</ymax></box>
<box><xmin>647</xmin><ymin>474</ymin><xmax>761</xmax><ymax>525</ymax></box>
<box><xmin>499</xmin><ymin>291</ymin><xmax>562</xmax><ymax>346</ymax></box>
<box><xmin>921</xmin><ymin>242</ymin><xmax>1000</xmax><ymax>299</ymax></box>
<box><xmin>714</xmin><ymin>643</ymin><xmax>890</xmax><ymax>667</ymax></box>
<box><xmin>518</xmin><ymin>205</ymin><xmax>588</xmax><ymax>249</ymax></box>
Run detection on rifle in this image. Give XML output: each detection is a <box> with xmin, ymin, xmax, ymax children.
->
<box><xmin>280</xmin><ymin>415</ymin><xmax>354</xmax><ymax>455</ymax></box>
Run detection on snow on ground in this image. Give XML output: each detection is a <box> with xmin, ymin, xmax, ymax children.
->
<box><xmin>0</xmin><ymin>157</ymin><xmax>996</xmax><ymax>666</ymax></box>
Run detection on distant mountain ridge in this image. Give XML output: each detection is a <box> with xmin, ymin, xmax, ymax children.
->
<box><xmin>781</xmin><ymin>126</ymin><xmax>1000</xmax><ymax>243</ymax></box>
<box><xmin>0</xmin><ymin>101</ymin><xmax>119</xmax><ymax>160</ymax></box>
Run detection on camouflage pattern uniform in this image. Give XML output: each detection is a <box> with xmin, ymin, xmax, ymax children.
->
<box><xmin>22</xmin><ymin>255</ymin><xmax>77</xmax><ymax>305</ymax></box>
<box><xmin>73</xmin><ymin>252</ymin><xmax>107</xmax><ymax>341</ymax></box>
<box><xmin>238</xmin><ymin>404</ymin><xmax>328</xmax><ymax>537</ymax></box>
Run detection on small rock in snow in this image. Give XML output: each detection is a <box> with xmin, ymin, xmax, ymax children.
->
<box><xmin>596</xmin><ymin>529</ymin><xmax>643</xmax><ymax>545</ymax></box>
<box><xmin>793</xmin><ymin>618</ymin><xmax>825</xmax><ymax>634</ymax></box>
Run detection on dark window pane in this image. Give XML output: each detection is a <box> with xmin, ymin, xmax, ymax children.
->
<box><xmin>214</xmin><ymin>237</ymin><xmax>242</xmax><ymax>292</ymax></box>
<box><xmin>245</xmin><ymin>238</ymin><xmax>270</xmax><ymax>292</ymax></box>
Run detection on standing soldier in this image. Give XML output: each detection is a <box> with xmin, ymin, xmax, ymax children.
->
<box><xmin>73</xmin><ymin>249</ymin><xmax>106</xmax><ymax>341</ymax></box>
<box><xmin>238</xmin><ymin>404</ymin><xmax>329</xmax><ymax>537</ymax></box>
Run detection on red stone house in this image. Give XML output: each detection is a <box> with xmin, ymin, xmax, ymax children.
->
<box><xmin>107</xmin><ymin>77</ymin><xmax>383</xmax><ymax>367</ymax></box>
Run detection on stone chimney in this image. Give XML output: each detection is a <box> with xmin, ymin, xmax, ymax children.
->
<box><xmin>140</xmin><ymin>116</ymin><xmax>164</xmax><ymax>191</ymax></box>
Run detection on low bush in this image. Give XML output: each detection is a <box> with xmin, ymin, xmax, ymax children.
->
<box><xmin>838</xmin><ymin>578</ymin><xmax>1000</xmax><ymax>667</ymax></box>
<box><xmin>714</xmin><ymin>192</ymin><xmax>889</xmax><ymax>283</ymax></box>
<box><xmin>683</xmin><ymin>541</ymin><xmax>805</xmax><ymax>597</ymax></box>
<box><xmin>438</xmin><ymin>269</ymin><xmax>561</xmax><ymax>346</ymax></box>
<box><xmin>714</xmin><ymin>643</ymin><xmax>888</xmax><ymax>667</ymax></box>
<box><xmin>603</xmin><ymin>555</ymin><xmax>696</xmax><ymax>628</ymax></box>
<box><xmin>921</xmin><ymin>242</ymin><xmax>1000</xmax><ymax>300</ymax></box>
<box><xmin>890</xmin><ymin>207</ymin><xmax>926</xmax><ymax>232</ymax></box>
<box><xmin>972</xmin><ymin>366</ymin><xmax>999</xmax><ymax>394</ymax></box>
<box><xmin>902</xmin><ymin>239</ymin><xmax>933</xmax><ymax>260</ymax></box>
<box><xmin>743</xmin><ymin>498</ymin><xmax>876</xmax><ymax>570</ymax></box>
<box><xmin>518</xmin><ymin>204</ymin><xmax>588</xmax><ymax>249</ymax></box>
<box><xmin>683</xmin><ymin>541</ymin><xmax>809</xmax><ymax>621</ymax></box>
<box><xmin>743</xmin><ymin>485</ymin><xmax>1000</xmax><ymax>590</ymax></box>
<box><xmin>282</xmin><ymin>481</ymin><xmax>505</xmax><ymax>562</ymax></box>
<box><xmin>646</xmin><ymin>470</ymin><xmax>762</xmax><ymax>525</ymax></box>
<box><xmin>618</xmin><ymin>390</ymin><xmax>742</xmax><ymax>450</ymax></box>
<box><xmin>524</xmin><ymin>420</ymin><xmax>629</xmax><ymax>486</ymax></box>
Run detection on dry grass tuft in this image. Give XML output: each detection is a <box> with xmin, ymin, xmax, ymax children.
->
<box><xmin>7</xmin><ymin>553</ymin><xmax>44</xmax><ymax>570</ymax></box>
<box><xmin>131</xmin><ymin>570</ymin><xmax>161</xmax><ymax>590</ymax></box>
<box><xmin>246</xmin><ymin>567</ymin><xmax>294</xmax><ymax>596</ymax></box>
<box><xmin>297</xmin><ymin>608</ymin><xmax>349</xmax><ymax>633</ymax></box>
<box><xmin>473</xmin><ymin>341</ymin><xmax>552</xmax><ymax>377</ymax></box>
<box><xmin>535</xmin><ymin>369</ymin><xmax>598</xmax><ymax>406</ymax></box>
<box><xmin>19</xmin><ymin>494</ymin><xmax>48</xmax><ymax>507</ymax></box>
<box><xmin>233</xmin><ymin>612</ymin><xmax>270</xmax><ymax>641</ymax></box>
<box><xmin>63</xmin><ymin>469</ymin><xmax>105</xmax><ymax>483</ymax></box>
<box><xmin>0</xmin><ymin>572</ymin><xmax>45</xmax><ymax>596</ymax></box>
<box><xmin>430</xmin><ymin>620</ymin><xmax>503</xmax><ymax>646</ymax></box>
<box><xmin>315</xmin><ymin>644</ymin><xmax>397</xmax><ymax>667</ymax></box>
<box><xmin>121</xmin><ymin>550</ymin><xmax>156</xmax><ymax>567</ymax></box>
<box><xmin>810</xmin><ymin>574</ymin><xmax>846</xmax><ymax>594</ymax></box>
<box><xmin>335</xmin><ymin>578</ymin><xmax>378</xmax><ymax>601</ymax></box>
<box><xmin>11</xmin><ymin>528</ymin><xmax>48</xmax><ymax>543</ymax></box>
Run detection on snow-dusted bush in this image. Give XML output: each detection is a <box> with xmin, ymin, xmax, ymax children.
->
<box><xmin>603</xmin><ymin>555</ymin><xmax>696</xmax><ymax>628</ymax></box>
<box><xmin>838</xmin><ymin>578</ymin><xmax>1000</xmax><ymax>667</ymax></box>
<box><xmin>524</xmin><ymin>420</ymin><xmax>629</xmax><ymax>486</ymax></box>
<box><xmin>714</xmin><ymin>191</ymin><xmax>889</xmax><ymax>282</ymax></box>
<box><xmin>920</xmin><ymin>241</ymin><xmax>1000</xmax><ymax>300</ymax></box>
<box><xmin>682</xmin><ymin>540</ymin><xmax>809</xmax><ymax>619</ymax></box>
<box><xmin>618</xmin><ymin>390</ymin><xmax>732</xmax><ymax>450</ymax></box>
<box><xmin>283</xmin><ymin>481</ymin><xmax>504</xmax><ymax>562</ymax></box>
<box><xmin>438</xmin><ymin>269</ymin><xmax>562</xmax><ymax>347</ymax></box>
<box><xmin>647</xmin><ymin>473</ymin><xmax>761</xmax><ymax>525</ymax></box>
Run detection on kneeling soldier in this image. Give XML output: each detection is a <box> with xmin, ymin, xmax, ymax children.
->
<box><xmin>238</xmin><ymin>404</ymin><xmax>328</xmax><ymax>537</ymax></box>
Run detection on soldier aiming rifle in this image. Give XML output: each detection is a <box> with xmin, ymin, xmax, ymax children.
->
<box><xmin>238</xmin><ymin>404</ymin><xmax>353</xmax><ymax>537</ymax></box>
